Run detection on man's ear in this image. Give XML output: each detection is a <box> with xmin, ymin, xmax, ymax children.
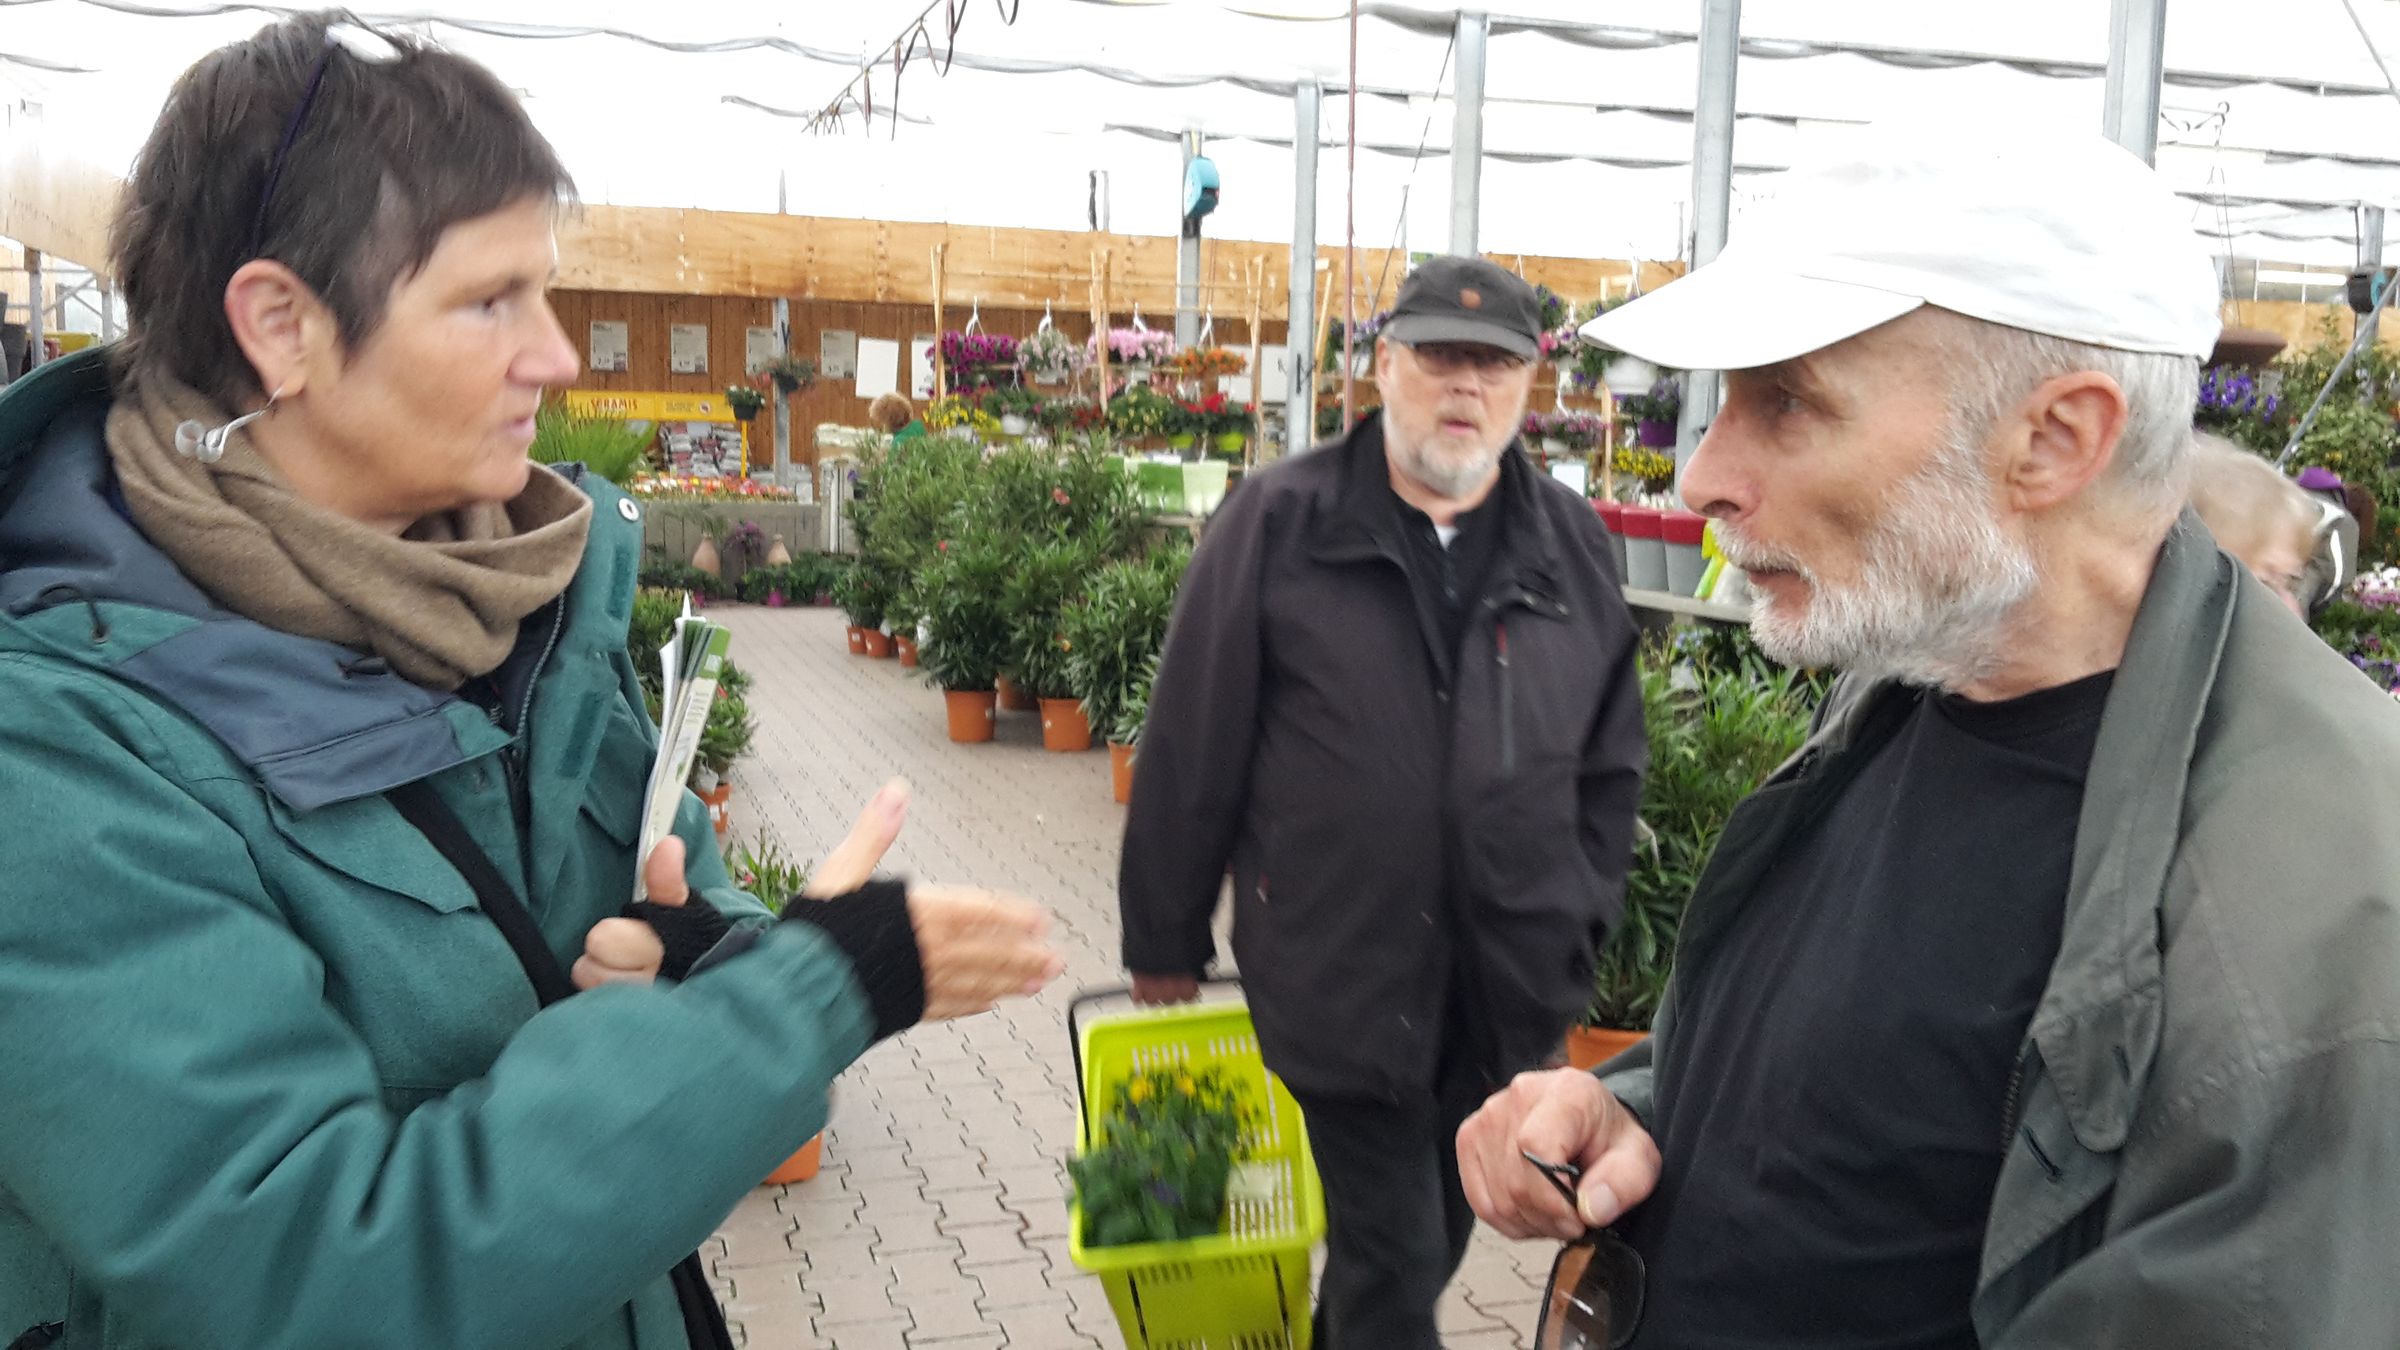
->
<box><xmin>2002</xmin><ymin>371</ymin><xmax>2128</xmax><ymax>512</ymax></box>
<box><xmin>223</xmin><ymin>259</ymin><xmax>329</xmax><ymax>400</ymax></box>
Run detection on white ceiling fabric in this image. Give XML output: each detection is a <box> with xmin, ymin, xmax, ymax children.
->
<box><xmin>8</xmin><ymin>0</ymin><xmax>2400</xmax><ymax>273</ymax></box>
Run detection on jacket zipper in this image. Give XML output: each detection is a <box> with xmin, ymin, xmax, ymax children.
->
<box><xmin>1998</xmin><ymin>1044</ymin><xmax>2030</xmax><ymax>1152</ymax></box>
<box><xmin>500</xmin><ymin>600</ymin><xmax>567</xmax><ymax>819</ymax></box>
<box><xmin>1495</xmin><ymin>617</ymin><xmax>1515</xmax><ymax>775</ymax></box>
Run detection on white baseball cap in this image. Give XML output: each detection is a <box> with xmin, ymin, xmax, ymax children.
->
<box><xmin>1580</xmin><ymin>124</ymin><xmax>2223</xmax><ymax>370</ymax></box>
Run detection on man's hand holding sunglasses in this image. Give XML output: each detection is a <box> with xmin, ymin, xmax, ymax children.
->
<box><xmin>1455</xmin><ymin>1067</ymin><xmax>1661</xmax><ymax>1240</ymax></box>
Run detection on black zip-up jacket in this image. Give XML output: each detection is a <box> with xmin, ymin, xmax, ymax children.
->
<box><xmin>1119</xmin><ymin>418</ymin><xmax>1646</xmax><ymax>1101</ymax></box>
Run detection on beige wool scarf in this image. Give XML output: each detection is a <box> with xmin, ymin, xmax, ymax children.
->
<box><xmin>106</xmin><ymin>376</ymin><xmax>592</xmax><ymax>690</ymax></box>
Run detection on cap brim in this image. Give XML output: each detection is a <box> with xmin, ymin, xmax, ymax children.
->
<box><xmin>1579</xmin><ymin>263</ymin><xmax>1923</xmax><ymax>371</ymax></box>
<box><xmin>1381</xmin><ymin>313</ymin><xmax>1540</xmax><ymax>358</ymax></box>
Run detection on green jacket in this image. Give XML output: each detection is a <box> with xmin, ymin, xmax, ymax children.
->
<box><xmin>1603</xmin><ymin>512</ymin><xmax>2400</xmax><ymax>1346</ymax></box>
<box><xmin>0</xmin><ymin>352</ymin><xmax>875</xmax><ymax>1349</ymax></box>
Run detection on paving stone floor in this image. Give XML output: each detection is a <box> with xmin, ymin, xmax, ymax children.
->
<box><xmin>703</xmin><ymin>606</ymin><xmax>1554</xmax><ymax>1349</ymax></box>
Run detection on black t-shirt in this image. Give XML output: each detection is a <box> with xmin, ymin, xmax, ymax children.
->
<box><xmin>1620</xmin><ymin>670</ymin><xmax>2113</xmax><ymax>1349</ymax></box>
<box><xmin>1391</xmin><ymin>482</ymin><xmax>1503</xmax><ymax>667</ymax></box>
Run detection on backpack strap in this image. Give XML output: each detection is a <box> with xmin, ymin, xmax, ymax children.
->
<box><xmin>386</xmin><ymin>780</ymin><xmax>736</xmax><ymax>1350</ymax></box>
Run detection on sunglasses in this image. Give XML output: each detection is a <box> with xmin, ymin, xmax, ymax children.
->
<box><xmin>1523</xmin><ymin>1151</ymin><xmax>1648</xmax><ymax>1350</ymax></box>
<box><xmin>1405</xmin><ymin>341</ymin><xmax>1532</xmax><ymax>380</ymax></box>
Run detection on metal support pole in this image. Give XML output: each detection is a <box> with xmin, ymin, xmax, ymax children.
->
<box><xmin>771</xmin><ymin>296</ymin><xmax>793</xmax><ymax>484</ymax></box>
<box><xmin>1676</xmin><ymin>0</ymin><xmax>1740</xmax><ymax>467</ymax></box>
<box><xmin>1287</xmin><ymin>78</ymin><xmax>1322</xmax><ymax>455</ymax></box>
<box><xmin>1177</xmin><ymin>129</ymin><xmax>1204</xmax><ymax>349</ymax></box>
<box><xmin>99</xmin><ymin>282</ymin><xmax>117</xmax><ymax>342</ymax></box>
<box><xmin>1449</xmin><ymin>10</ymin><xmax>1488</xmax><ymax>257</ymax></box>
<box><xmin>2359</xmin><ymin>206</ymin><xmax>2387</xmax><ymax>350</ymax></box>
<box><xmin>2102</xmin><ymin>0</ymin><xmax>2168</xmax><ymax>165</ymax></box>
<box><xmin>23</xmin><ymin>249</ymin><xmax>43</xmax><ymax>373</ymax></box>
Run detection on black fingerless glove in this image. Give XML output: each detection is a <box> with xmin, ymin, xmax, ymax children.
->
<box><xmin>781</xmin><ymin>878</ymin><xmax>925</xmax><ymax>1042</ymax></box>
<box><xmin>624</xmin><ymin>895</ymin><xmax>734</xmax><ymax>982</ymax></box>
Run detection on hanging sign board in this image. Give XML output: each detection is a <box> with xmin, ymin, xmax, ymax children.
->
<box><xmin>669</xmin><ymin>323</ymin><xmax>709</xmax><ymax>375</ymax></box>
<box><xmin>910</xmin><ymin>333</ymin><xmax>939</xmax><ymax>399</ymax></box>
<box><xmin>589</xmin><ymin>320</ymin><xmax>629</xmax><ymax>373</ymax></box>
<box><xmin>821</xmin><ymin>328</ymin><xmax>858</xmax><ymax>380</ymax></box>
<box><xmin>744</xmin><ymin>326</ymin><xmax>780</xmax><ymax>375</ymax></box>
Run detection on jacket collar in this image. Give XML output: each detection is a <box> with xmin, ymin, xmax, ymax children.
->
<box><xmin>0</xmin><ymin>346</ymin><xmax>641</xmax><ymax>820</ymax></box>
<box><xmin>1789</xmin><ymin>510</ymin><xmax>2233</xmax><ymax>1152</ymax></box>
<box><xmin>1304</xmin><ymin>414</ymin><xmax>1568</xmax><ymax>602</ymax></box>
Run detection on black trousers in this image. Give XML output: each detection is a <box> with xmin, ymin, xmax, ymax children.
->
<box><xmin>1289</xmin><ymin>1051</ymin><xmax>1499</xmax><ymax>1350</ymax></box>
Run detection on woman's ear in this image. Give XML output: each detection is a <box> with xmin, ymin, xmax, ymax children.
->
<box><xmin>223</xmin><ymin>259</ymin><xmax>327</xmax><ymax>401</ymax></box>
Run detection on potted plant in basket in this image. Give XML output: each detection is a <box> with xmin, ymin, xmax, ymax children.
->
<box><xmin>1108</xmin><ymin>384</ymin><xmax>1178</xmax><ymax>452</ymax></box>
<box><xmin>1210</xmin><ymin>399</ymin><xmax>1254</xmax><ymax>460</ymax></box>
<box><xmin>1619</xmin><ymin>376</ymin><xmax>1683</xmax><ymax>448</ymax></box>
<box><xmin>984</xmin><ymin>383</ymin><xmax>1044</xmax><ymax>438</ymax></box>
<box><xmin>724</xmin><ymin>383</ymin><xmax>767</xmax><ymax>423</ymax></box>
<box><xmin>761</xmin><ymin>353</ymin><xmax>817</xmax><ymax>398</ymax></box>
<box><xmin>1019</xmin><ymin>323</ymin><xmax>1087</xmax><ymax>389</ymax></box>
<box><xmin>1612</xmin><ymin>446</ymin><xmax>1678</xmax><ymax>502</ymax></box>
<box><xmin>940</xmin><ymin>331</ymin><xmax>1022</xmax><ymax>393</ymax></box>
<box><xmin>1094</xmin><ymin>326</ymin><xmax>1180</xmax><ymax>374</ymax></box>
<box><xmin>1068</xmin><ymin>1064</ymin><xmax>1255</xmax><ymax>1247</ymax></box>
<box><xmin>1572</xmin><ymin>634</ymin><xmax>1818</xmax><ymax>1067</ymax></box>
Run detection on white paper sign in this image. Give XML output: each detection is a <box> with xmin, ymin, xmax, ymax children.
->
<box><xmin>1257</xmin><ymin>345</ymin><xmax>1294</xmax><ymax>403</ymax></box>
<box><xmin>669</xmin><ymin>323</ymin><xmax>709</xmax><ymax>375</ymax></box>
<box><xmin>744</xmin><ymin>326</ymin><xmax>780</xmax><ymax>375</ymax></box>
<box><xmin>854</xmin><ymin>337</ymin><xmax>901</xmax><ymax>400</ymax></box>
<box><xmin>910</xmin><ymin>333</ymin><xmax>939</xmax><ymax>399</ymax></box>
<box><xmin>588</xmin><ymin>320</ymin><xmax>628</xmax><ymax>373</ymax></box>
<box><xmin>820</xmin><ymin>328</ymin><xmax>858</xmax><ymax>379</ymax></box>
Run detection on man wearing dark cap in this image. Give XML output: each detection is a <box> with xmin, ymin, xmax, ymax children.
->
<box><xmin>1116</xmin><ymin>256</ymin><xmax>1646</xmax><ymax>1346</ymax></box>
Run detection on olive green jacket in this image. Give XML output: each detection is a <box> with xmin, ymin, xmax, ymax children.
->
<box><xmin>1603</xmin><ymin>512</ymin><xmax>2400</xmax><ymax>1346</ymax></box>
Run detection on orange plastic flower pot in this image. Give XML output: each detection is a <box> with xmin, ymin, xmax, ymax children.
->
<box><xmin>944</xmin><ymin>689</ymin><xmax>998</xmax><ymax>744</ymax></box>
<box><xmin>1039</xmin><ymin>698</ymin><xmax>1093</xmax><ymax>753</ymax></box>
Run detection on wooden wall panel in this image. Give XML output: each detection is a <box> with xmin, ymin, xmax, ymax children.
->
<box><xmin>553</xmin><ymin>205</ymin><xmax>1679</xmax><ymax>319</ymax></box>
<box><xmin>2222</xmin><ymin>299</ymin><xmax>2400</xmax><ymax>355</ymax></box>
<box><xmin>548</xmin><ymin>289</ymin><xmax>771</xmax><ymax>393</ymax></box>
<box><xmin>0</xmin><ymin>129</ymin><xmax>118</xmax><ymax>273</ymax></box>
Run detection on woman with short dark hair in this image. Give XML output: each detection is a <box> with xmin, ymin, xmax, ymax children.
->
<box><xmin>0</xmin><ymin>13</ymin><xmax>1058</xmax><ymax>1349</ymax></box>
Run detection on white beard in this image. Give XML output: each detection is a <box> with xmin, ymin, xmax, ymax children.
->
<box><xmin>1715</xmin><ymin>422</ymin><xmax>2041</xmax><ymax>691</ymax></box>
<box><xmin>1383</xmin><ymin>412</ymin><xmax>1508</xmax><ymax>500</ymax></box>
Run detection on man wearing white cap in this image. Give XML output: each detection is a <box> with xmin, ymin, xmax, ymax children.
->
<box><xmin>1456</xmin><ymin>127</ymin><xmax>2400</xmax><ymax>1347</ymax></box>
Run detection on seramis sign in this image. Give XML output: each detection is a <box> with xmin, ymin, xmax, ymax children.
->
<box><xmin>562</xmin><ymin>390</ymin><xmax>736</xmax><ymax>422</ymax></box>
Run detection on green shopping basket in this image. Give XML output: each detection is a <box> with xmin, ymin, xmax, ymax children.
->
<box><xmin>1067</xmin><ymin>985</ymin><xmax>1327</xmax><ymax>1350</ymax></box>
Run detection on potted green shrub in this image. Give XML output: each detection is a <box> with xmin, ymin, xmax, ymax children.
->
<box><xmin>1108</xmin><ymin>384</ymin><xmax>1178</xmax><ymax>452</ymax></box>
<box><xmin>829</xmin><ymin>564</ymin><xmax>889</xmax><ymax>656</ymax></box>
<box><xmin>531</xmin><ymin>402</ymin><xmax>654</xmax><ymax>486</ymax></box>
<box><xmin>984</xmin><ymin>383</ymin><xmax>1044</xmax><ymax>438</ymax></box>
<box><xmin>1006</xmin><ymin>536</ymin><xmax>1108</xmax><ymax>752</ymax></box>
<box><xmin>1062</xmin><ymin>545</ymin><xmax>1187</xmax><ymax>795</ymax></box>
<box><xmin>1573</xmin><ymin>634</ymin><xmax>1818</xmax><ymax>1067</ymax></box>
<box><xmin>1105</xmin><ymin>659</ymin><xmax>1156</xmax><ymax>804</ymax></box>
<box><xmin>917</xmin><ymin>530</ymin><xmax>1016</xmax><ymax>743</ymax></box>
